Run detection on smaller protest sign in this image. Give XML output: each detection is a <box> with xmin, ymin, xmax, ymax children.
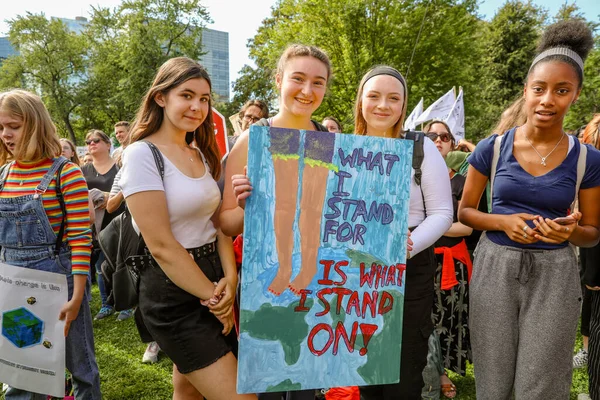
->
<box><xmin>0</xmin><ymin>263</ymin><xmax>67</xmax><ymax>398</ymax></box>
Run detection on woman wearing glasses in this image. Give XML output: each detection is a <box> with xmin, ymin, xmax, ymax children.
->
<box><xmin>239</xmin><ymin>99</ymin><xmax>269</xmax><ymax>133</ymax></box>
<box><xmin>422</xmin><ymin>121</ymin><xmax>473</xmax><ymax>399</ymax></box>
<box><xmin>81</xmin><ymin>129</ymin><xmax>125</xmax><ymax>320</ymax></box>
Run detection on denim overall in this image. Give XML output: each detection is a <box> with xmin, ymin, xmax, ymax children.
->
<box><xmin>0</xmin><ymin>158</ymin><xmax>101</xmax><ymax>400</ymax></box>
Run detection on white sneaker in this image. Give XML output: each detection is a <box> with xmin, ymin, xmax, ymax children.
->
<box><xmin>578</xmin><ymin>394</ymin><xmax>591</xmax><ymax>400</ymax></box>
<box><xmin>142</xmin><ymin>341</ymin><xmax>160</xmax><ymax>363</ymax></box>
<box><xmin>573</xmin><ymin>348</ymin><xmax>588</xmax><ymax>369</ymax></box>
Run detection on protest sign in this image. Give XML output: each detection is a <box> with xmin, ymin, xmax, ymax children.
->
<box><xmin>0</xmin><ymin>263</ymin><xmax>67</xmax><ymax>398</ymax></box>
<box><xmin>237</xmin><ymin>126</ymin><xmax>413</xmax><ymax>393</ymax></box>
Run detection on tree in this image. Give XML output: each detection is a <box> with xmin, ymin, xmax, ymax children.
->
<box><xmin>0</xmin><ymin>13</ymin><xmax>88</xmax><ymax>144</ymax></box>
<box><xmin>564</xmin><ymin>35</ymin><xmax>600</xmax><ymax>131</ymax></box>
<box><xmin>476</xmin><ymin>0</ymin><xmax>547</xmax><ymax>139</ymax></box>
<box><xmin>81</xmin><ymin>0</ymin><xmax>212</xmax><ymax>134</ymax></box>
<box><xmin>231</xmin><ymin>0</ymin><xmax>484</xmax><ymax>136</ymax></box>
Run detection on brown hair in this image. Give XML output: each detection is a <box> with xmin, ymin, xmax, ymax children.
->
<box><xmin>323</xmin><ymin>116</ymin><xmax>342</xmax><ymax>132</ymax></box>
<box><xmin>114</xmin><ymin>121</ymin><xmax>130</xmax><ymax>129</ymax></box>
<box><xmin>423</xmin><ymin>120</ymin><xmax>455</xmax><ymax>147</ymax></box>
<box><xmin>492</xmin><ymin>97</ymin><xmax>527</xmax><ymax>136</ymax></box>
<box><xmin>0</xmin><ymin>89</ymin><xmax>62</xmax><ymax>164</ymax></box>
<box><xmin>129</xmin><ymin>57</ymin><xmax>221</xmax><ymax>179</ymax></box>
<box><xmin>238</xmin><ymin>99</ymin><xmax>269</xmax><ymax>120</ymax></box>
<box><xmin>582</xmin><ymin>114</ymin><xmax>600</xmax><ymax>150</ymax></box>
<box><xmin>354</xmin><ymin>66</ymin><xmax>408</xmax><ymax>139</ymax></box>
<box><xmin>85</xmin><ymin>129</ymin><xmax>111</xmax><ymax>145</ymax></box>
<box><xmin>276</xmin><ymin>44</ymin><xmax>332</xmax><ymax>82</ymax></box>
<box><xmin>59</xmin><ymin>138</ymin><xmax>81</xmax><ymax>166</ymax></box>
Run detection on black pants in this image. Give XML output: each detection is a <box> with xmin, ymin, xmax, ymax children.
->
<box><xmin>361</xmin><ymin>247</ymin><xmax>436</xmax><ymax>400</ymax></box>
<box><xmin>258</xmin><ymin>391</ymin><xmax>315</xmax><ymax>400</ymax></box>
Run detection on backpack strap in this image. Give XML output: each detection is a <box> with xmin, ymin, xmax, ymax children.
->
<box><xmin>136</xmin><ymin>141</ymin><xmax>166</xmax><ymax>253</ymax></box>
<box><xmin>0</xmin><ymin>162</ymin><xmax>14</xmax><ymax>191</ymax></box>
<box><xmin>404</xmin><ymin>130</ymin><xmax>426</xmax><ymax>217</ymax></box>
<box><xmin>54</xmin><ymin>158</ymin><xmax>69</xmax><ymax>255</ymax></box>
<box><xmin>572</xmin><ymin>141</ymin><xmax>587</xmax><ymax>212</ymax></box>
<box><xmin>487</xmin><ymin>134</ymin><xmax>503</xmax><ymax>213</ymax></box>
<box><xmin>404</xmin><ymin>130</ymin><xmax>425</xmax><ymax>186</ymax></box>
<box><xmin>142</xmin><ymin>141</ymin><xmax>165</xmax><ymax>180</ymax></box>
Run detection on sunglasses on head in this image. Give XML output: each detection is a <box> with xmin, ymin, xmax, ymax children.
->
<box><xmin>426</xmin><ymin>132</ymin><xmax>452</xmax><ymax>143</ymax></box>
<box><xmin>85</xmin><ymin>138</ymin><xmax>102</xmax><ymax>145</ymax></box>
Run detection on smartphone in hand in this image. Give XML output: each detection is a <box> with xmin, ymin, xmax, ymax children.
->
<box><xmin>553</xmin><ymin>217</ymin><xmax>577</xmax><ymax>225</ymax></box>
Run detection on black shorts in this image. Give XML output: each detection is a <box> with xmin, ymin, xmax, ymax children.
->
<box><xmin>138</xmin><ymin>244</ymin><xmax>236</xmax><ymax>373</ymax></box>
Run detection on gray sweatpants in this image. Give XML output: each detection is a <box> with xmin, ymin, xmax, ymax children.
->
<box><xmin>470</xmin><ymin>234</ymin><xmax>581</xmax><ymax>400</ymax></box>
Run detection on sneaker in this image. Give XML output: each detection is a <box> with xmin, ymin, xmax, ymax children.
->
<box><xmin>94</xmin><ymin>305</ymin><xmax>115</xmax><ymax>320</ymax></box>
<box><xmin>116</xmin><ymin>308</ymin><xmax>135</xmax><ymax>321</ymax></box>
<box><xmin>573</xmin><ymin>348</ymin><xmax>588</xmax><ymax>369</ymax></box>
<box><xmin>578</xmin><ymin>394</ymin><xmax>591</xmax><ymax>400</ymax></box>
<box><xmin>142</xmin><ymin>341</ymin><xmax>160</xmax><ymax>364</ymax></box>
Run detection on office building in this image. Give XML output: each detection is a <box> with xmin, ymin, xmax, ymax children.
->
<box><xmin>200</xmin><ymin>28</ymin><xmax>230</xmax><ymax>100</ymax></box>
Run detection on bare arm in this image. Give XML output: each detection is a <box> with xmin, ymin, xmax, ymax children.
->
<box><xmin>88</xmin><ymin>198</ymin><xmax>95</xmax><ymax>224</ymax></box>
<box><xmin>220</xmin><ymin>132</ymin><xmax>250</xmax><ymax>236</ymax></box>
<box><xmin>534</xmin><ymin>187</ymin><xmax>600</xmax><ymax>248</ymax></box>
<box><xmin>126</xmin><ymin>190</ymin><xmax>215</xmax><ymax>300</ymax></box>
<box><xmin>106</xmin><ymin>191</ymin><xmax>124</xmax><ymax>214</ymax></box>
<box><xmin>444</xmin><ymin>222</ymin><xmax>473</xmax><ymax>237</ymax></box>
<box><xmin>457</xmin><ymin>139</ymin><xmax>476</xmax><ymax>152</ymax></box>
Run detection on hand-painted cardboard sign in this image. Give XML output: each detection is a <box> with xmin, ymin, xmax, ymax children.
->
<box><xmin>0</xmin><ymin>262</ymin><xmax>67</xmax><ymax>398</ymax></box>
<box><xmin>237</xmin><ymin>126</ymin><xmax>414</xmax><ymax>393</ymax></box>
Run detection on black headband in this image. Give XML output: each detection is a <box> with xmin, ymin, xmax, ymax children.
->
<box><xmin>362</xmin><ymin>66</ymin><xmax>407</xmax><ymax>93</ymax></box>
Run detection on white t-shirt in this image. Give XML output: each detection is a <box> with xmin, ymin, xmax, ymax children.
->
<box><xmin>120</xmin><ymin>141</ymin><xmax>220</xmax><ymax>249</ymax></box>
<box><xmin>408</xmin><ymin>137</ymin><xmax>453</xmax><ymax>257</ymax></box>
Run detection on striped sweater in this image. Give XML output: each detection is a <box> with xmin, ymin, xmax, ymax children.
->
<box><xmin>1</xmin><ymin>158</ymin><xmax>92</xmax><ymax>275</ymax></box>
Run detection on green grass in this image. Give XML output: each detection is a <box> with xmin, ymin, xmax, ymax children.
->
<box><xmin>0</xmin><ymin>285</ymin><xmax>593</xmax><ymax>399</ymax></box>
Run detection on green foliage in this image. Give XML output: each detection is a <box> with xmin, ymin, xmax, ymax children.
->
<box><xmin>565</xmin><ymin>36</ymin><xmax>600</xmax><ymax>131</ymax></box>
<box><xmin>0</xmin><ymin>14</ymin><xmax>88</xmax><ymax>144</ymax></box>
<box><xmin>0</xmin><ymin>0</ymin><xmax>211</xmax><ymax>145</ymax></box>
<box><xmin>231</xmin><ymin>0</ymin><xmax>492</xmax><ymax>139</ymax></box>
<box><xmin>472</xmin><ymin>0</ymin><xmax>546</xmax><ymax>140</ymax></box>
<box><xmin>82</xmin><ymin>0</ymin><xmax>211</xmax><ymax>133</ymax></box>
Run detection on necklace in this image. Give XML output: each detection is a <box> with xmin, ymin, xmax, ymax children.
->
<box><xmin>525</xmin><ymin>132</ymin><xmax>566</xmax><ymax>166</ymax></box>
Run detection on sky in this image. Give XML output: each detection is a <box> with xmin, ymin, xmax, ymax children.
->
<box><xmin>1</xmin><ymin>0</ymin><xmax>599</xmax><ymax>95</ymax></box>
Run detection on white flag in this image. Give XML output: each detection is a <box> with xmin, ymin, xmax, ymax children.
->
<box><xmin>445</xmin><ymin>88</ymin><xmax>465</xmax><ymax>141</ymax></box>
<box><xmin>414</xmin><ymin>88</ymin><xmax>456</xmax><ymax>126</ymax></box>
<box><xmin>404</xmin><ymin>97</ymin><xmax>424</xmax><ymax>130</ymax></box>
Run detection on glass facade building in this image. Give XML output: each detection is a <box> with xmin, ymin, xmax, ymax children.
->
<box><xmin>200</xmin><ymin>29</ymin><xmax>230</xmax><ymax>100</ymax></box>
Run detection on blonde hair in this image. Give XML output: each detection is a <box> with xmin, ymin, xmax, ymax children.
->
<box><xmin>492</xmin><ymin>97</ymin><xmax>527</xmax><ymax>136</ymax></box>
<box><xmin>354</xmin><ymin>66</ymin><xmax>407</xmax><ymax>139</ymax></box>
<box><xmin>60</xmin><ymin>138</ymin><xmax>81</xmax><ymax>166</ymax></box>
<box><xmin>0</xmin><ymin>89</ymin><xmax>62</xmax><ymax>164</ymax></box>
<box><xmin>582</xmin><ymin>114</ymin><xmax>600</xmax><ymax>150</ymax></box>
<box><xmin>129</xmin><ymin>57</ymin><xmax>221</xmax><ymax>179</ymax></box>
<box><xmin>276</xmin><ymin>45</ymin><xmax>332</xmax><ymax>82</ymax></box>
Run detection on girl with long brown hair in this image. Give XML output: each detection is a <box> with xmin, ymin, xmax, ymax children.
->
<box><xmin>119</xmin><ymin>57</ymin><xmax>253</xmax><ymax>400</ymax></box>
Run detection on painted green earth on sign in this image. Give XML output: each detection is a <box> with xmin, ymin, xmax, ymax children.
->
<box><xmin>240</xmin><ymin>299</ymin><xmax>314</xmax><ymax>365</ymax></box>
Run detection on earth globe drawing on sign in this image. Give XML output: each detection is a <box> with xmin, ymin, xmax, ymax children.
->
<box><xmin>2</xmin><ymin>307</ymin><xmax>44</xmax><ymax>348</ymax></box>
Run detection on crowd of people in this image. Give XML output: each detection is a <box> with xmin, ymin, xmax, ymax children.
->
<box><xmin>0</xmin><ymin>18</ymin><xmax>599</xmax><ymax>400</ymax></box>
